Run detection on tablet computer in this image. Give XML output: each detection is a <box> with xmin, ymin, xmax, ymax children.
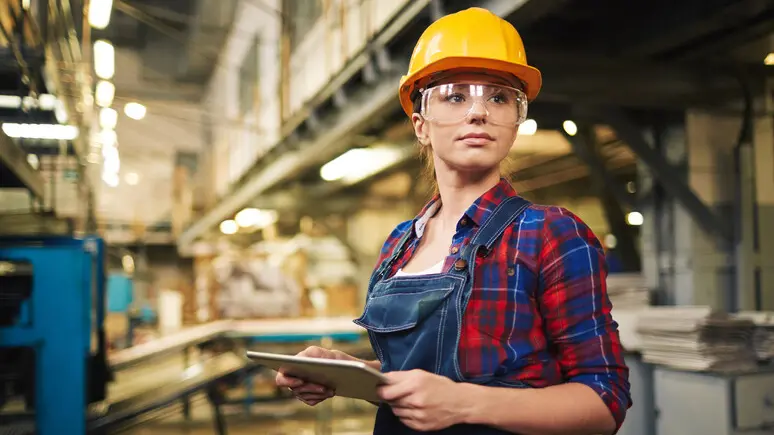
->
<box><xmin>246</xmin><ymin>350</ymin><xmax>388</xmax><ymax>402</ymax></box>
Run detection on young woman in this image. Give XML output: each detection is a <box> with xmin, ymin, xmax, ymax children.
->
<box><xmin>277</xmin><ymin>7</ymin><xmax>631</xmax><ymax>435</ymax></box>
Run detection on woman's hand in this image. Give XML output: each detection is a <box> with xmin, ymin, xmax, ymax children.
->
<box><xmin>378</xmin><ymin>369</ymin><xmax>466</xmax><ymax>431</ymax></box>
<box><xmin>274</xmin><ymin>346</ymin><xmax>353</xmax><ymax>406</ymax></box>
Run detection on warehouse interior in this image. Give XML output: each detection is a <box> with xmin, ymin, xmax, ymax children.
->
<box><xmin>1</xmin><ymin>0</ymin><xmax>773</xmax><ymax>434</ymax></box>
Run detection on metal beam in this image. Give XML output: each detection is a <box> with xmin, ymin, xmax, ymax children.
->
<box><xmin>0</xmin><ymin>131</ymin><xmax>44</xmax><ymax>198</ymax></box>
<box><xmin>597</xmin><ymin>107</ymin><xmax>733</xmax><ymax>244</ymax></box>
<box><xmin>616</xmin><ymin>0</ymin><xmax>774</xmax><ymax>57</ymax></box>
<box><xmin>562</xmin><ymin>118</ymin><xmax>635</xmax><ymax>209</ymax></box>
<box><xmin>566</xmin><ymin>125</ymin><xmax>641</xmax><ymax>272</ymax></box>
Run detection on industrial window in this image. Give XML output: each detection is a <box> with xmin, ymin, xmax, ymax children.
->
<box><xmin>239</xmin><ymin>36</ymin><xmax>260</xmax><ymax>116</ymax></box>
<box><xmin>284</xmin><ymin>0</ymin><xmax>324</xmax><ymax>51</ymax></box>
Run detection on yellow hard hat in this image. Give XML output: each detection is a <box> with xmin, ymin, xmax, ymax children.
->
<box><xmin>398</xmin><ymin>7</ymin><xmax>542</xmax><ymax>117</ymax></box>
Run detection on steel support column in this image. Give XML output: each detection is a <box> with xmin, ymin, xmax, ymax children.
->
<box><xmin>597</xmin><ymin>107</ymin><xmax>733</xmax><ymax>245</ymax></box>
<box><xmin>563</xmin><ymin>126</ymin><xmax>641</xmax><ymax>272</ymax></box>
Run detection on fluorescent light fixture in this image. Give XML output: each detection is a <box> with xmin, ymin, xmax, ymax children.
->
<box><xmin>219</xmin><ymin>220</ymin><xmax>238</xmax><ymax>235</ymax></box>
<box><xmin>89</xmin><ymin>0</ymin><xmax>113</xmax><ymax>29</ymax></box>
<box><xmin>2</xmin><ymin>123</ymin><xmax>79</xmax><ymax>140</ymax></box>
<box><xmin>26</xmin><ymin>153</ymin><xmax>39</xmax><ymax>169</ymax></box>
<box><xmin>124</xmin><ymin>102</ymin><xmax>146</xmax><ymax>120</ymax></box>
<box><xmin>0</xmin><ymin>94</ymin><xmax>60</xmax><ymax>111</ymax></box>
<box><xmin>102</xmin><ymin>171</ymin><xmax>119</xmax><ymax>187</ymax></box>
<box><xmin>102</xmin><ymin>144</ymin><xmax>120</xmax><ymax>173</ymax></box>
<box><xmin>0</xmin><ymin>95</ymin><xmax>21</xmax><ymax>108</ymax></box>
<box><xmin>764</xmin><ymin>53</ymin><xmax>774</xmax><ymax>65</ymax></box>
<box><xmin>54</xmin><ymin>100</ymin><xmax>68</xmax><ymax>123</ymax></box>
<box><xmin>320</xmin><ymin>147</ymin><xmax>404</xmax><ymax>183</ymax></box>
<box><xmin>99</xmin><ymin>107</ymin><xmax>118</xmax><ymax>129</ymax></box>
<box><xmin>98</xmin><ymin>129</ymin><xmax>117</xmax><ymax>148</ymax></box>
<box><xmin>37</xmin><ymin>94</ymin><xmax>57</xmax><ymax>111</ymax></box>
<box><xmin>626</xmin><ymin>211</ymin><xmax>644</xmax><ymax>226</ymax></box>
<box><xmin>562</xmin><ymin>120</ymin><xmax>578</xmax><ymax>136</ymax></box>
<box><xmin>518</xmin><ymin>119</ymin><xmax>537</xmax><ymax>136</ymax></box>
<box><xmin>235</xmin><ymin>208</ymin><xmax>278</xmax><ymax>228</ymax></box>
<box><xmin>93</xmin><ymin>40</ymin><xmax>115</xmax><ymax>79</ymax></box>
<box><xmin>95</xmin><ymin>81</ymin><xmax>115</xmax><ymax>108</ymax></box>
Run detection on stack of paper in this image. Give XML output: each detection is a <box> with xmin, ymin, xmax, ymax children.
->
<box><xmin>636</xmin><ymin>306</ymin><xmax>757</xmax><ymax>372</ymax></box>
<box><xmin>734</xmin><ymin>311</ymin><xmax>774</xmax><ymax>361</ymax></box>
<box><xmin>607</xmin><ymin>273</ymin><xmax>651</xmax><ymax>309</ymax></box>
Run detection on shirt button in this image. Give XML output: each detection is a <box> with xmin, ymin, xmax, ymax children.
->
<box><xmin>454</xmin><ymin>259</ymin><xmax>467</xmax><ymax>270</ymax></box>
<box><xmin>460</xmin><ymin>217</ymin><xmax>469</xmax><ymax>226</ymax></box>
<box><xmin>507</xmin><ymin>267</ymin><xmax>515</xmax><ymax>276</ymax></box>
<box><xmin>450</xmin><ymin>246</ymin><xmax>459</xmax><ymax>254</ymax></box>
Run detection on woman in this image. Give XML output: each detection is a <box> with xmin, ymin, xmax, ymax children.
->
<box><xmin>277</xmin><ymin>7</ymin><xmax>631</xmax><ymax>434</ymax></box>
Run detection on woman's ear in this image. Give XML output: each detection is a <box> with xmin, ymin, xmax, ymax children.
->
<box><xmin>412</xmin><ymin>113</ymin><xmax>430</xmax><ymax>147</ymax></box>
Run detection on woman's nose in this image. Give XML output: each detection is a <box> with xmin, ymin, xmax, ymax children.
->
<box><xmin>466</xmin><ymin>100</ymin><xmax>489</xmax><ymax>122</ymax></box>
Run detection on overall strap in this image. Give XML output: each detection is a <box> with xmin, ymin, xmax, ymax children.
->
<box><xmin>457</xmin><ymin>196</ymin><xmax>532</xmax><ymax>276</ymax></box>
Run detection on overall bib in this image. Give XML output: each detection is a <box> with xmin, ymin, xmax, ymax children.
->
<box><xmin>354</xmin><ymin>196</ymin><xmax>532</xmax><ymax>435</ymax></box>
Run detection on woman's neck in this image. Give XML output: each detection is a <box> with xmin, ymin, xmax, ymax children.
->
<box><xmin>433</xmin><ymin>168</ymin><xmax>502</xmax><ymax>231</ymax></box>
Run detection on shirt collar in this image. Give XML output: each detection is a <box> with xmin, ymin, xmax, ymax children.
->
<box><xmin>412</xmin><ymin>178</ymin><xmax>519</xmax><ymax>238</ymax></box>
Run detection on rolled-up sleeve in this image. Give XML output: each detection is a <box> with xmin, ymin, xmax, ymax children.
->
<box><xmin>537</xmin><ymin>207</ymin><xmax>632</xmax><ymax>432</ymax></box>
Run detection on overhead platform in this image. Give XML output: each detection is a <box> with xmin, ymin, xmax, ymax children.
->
<box><xmin>88</xmin><ymin>352</ymin><xmax>249</xmax><ymax>435</ymax></box>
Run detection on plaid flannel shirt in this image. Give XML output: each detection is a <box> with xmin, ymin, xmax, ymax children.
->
<box><xmin>372</xmin><ymin>178</ymin><xmax>632</xmax><ymax>430</ymax></box>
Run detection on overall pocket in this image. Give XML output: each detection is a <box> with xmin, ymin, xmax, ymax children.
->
<box><xmin>354</xmin><ymin>286</ymin><xmax>454</xmax><ymax>373</ymax></box>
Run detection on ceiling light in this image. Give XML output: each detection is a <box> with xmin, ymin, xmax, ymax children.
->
<box><xmin>54</xmin><ymin>100</ymin><xmax>68</xmax><ymax>123</ymax></box>
<box><xmin>320</xmin><ymin>147</ymin><xmax>404</xmax><ymax>183</ymax></box>
<box><xmin>89</xmin><ymin>0</ymin><xmax>113</xmax><ymax>29</ymax></box>
<box><xmin>235</xmin><ymin>208</ymin><xmax>278</xmax><ymax>228</ymax></box>
<box><xmin>1</xmin><ymin>123</ymin><xmax>79</xmax><ymax>140</ymax></box>
<box><xmin>37</xmin><ymin>94</ymin><xmax>57</xmax><ymax>111</ymax></box>
<box><xmin>0</xmin><ymin>95</ymin><xmax>21</xmax><ymax>109</ymax></box>
<box><xmin>99</xmin><ymin>107</ymin><xmax>118</xmax><ymax>129</ymax></box>
<box><xmin>562</xmin><ymin>120</ymin><xmax>578</xmax><ymax>136</ymax></box>
<box><xmin>626</xmin><ymin>211</ymin><xmax>644</xmax><ymax>226</ymax></box>
<box><xmin>95</xmin><ymin>81</ymin><xmax>115</xmax><ymax>108</ymax></box>
<box><xmin>93</xmin><ymin>40</ymin><xmax>115</xmax><ymax>79</ymax></box>
<box><xmin>125</xmin><ymin>172</ymin><xmax>139</xmax><ymax>185</ymax></box>
<box><xmin>102</xmin><ymin>171</ymin><xmax>119</xmax><ymax>187</ymax></box>
<box><xmin>219</xmin><ymin>219</ymin><xmax>238</xmax><ymax>235</ymax></box>
<box><xmin>518</xmin><ymin>119</ymin><xmax>537</xmax><ymax>136</ymax></box>
<box><xmin>26</xmin><ymin>153</ymin><xmax>39</xmax><ymax>169</ymax></box>
<box><xmin>124</xmin><ymin>102</ymin><xmax>146</xmax><ymax>120</ymax></box>
<box><xmin>764</xmin><ymin>53</ymin><xmax>774</xmax><ymax>65</ymax></box>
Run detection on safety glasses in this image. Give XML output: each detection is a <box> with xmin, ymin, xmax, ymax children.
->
<box><xmin>419</xmin><ymin>83</ymin><xmax>528</xmax><ymax>126</ymax></box>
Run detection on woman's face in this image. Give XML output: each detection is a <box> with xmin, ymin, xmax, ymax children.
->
<box><xmin>412</xmin><ymin>71</ymin><xmax>524</xmax><ymax>176</ymax></box>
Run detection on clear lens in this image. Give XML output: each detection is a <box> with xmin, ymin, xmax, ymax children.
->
<box><xmin>420</xmin><ymin>84</ymin><xmax>528</xmax><ymax>126</ymax></box>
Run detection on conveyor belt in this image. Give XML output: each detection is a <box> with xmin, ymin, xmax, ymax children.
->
<box><xmin>88</xmin><ymin>352</ymin><xmax>250</xmax><ymax>434</ymax></box>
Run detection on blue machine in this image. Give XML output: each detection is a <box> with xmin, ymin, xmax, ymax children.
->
<box><xmin>0</xmin><ymin>236</ymin><xmax>111</xmax><ymax>435</ymax></box>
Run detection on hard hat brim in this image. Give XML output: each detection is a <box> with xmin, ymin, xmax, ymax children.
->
<box><xmin>399</xmin><ymin>56</ymin><xmax>542</xmax><ymax>117</ymax></box>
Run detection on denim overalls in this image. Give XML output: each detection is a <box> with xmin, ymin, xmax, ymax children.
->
<box><xmin>354</xmin><ymin>196</ymin><xmax>532</xmax><ymax>435</ymax></box>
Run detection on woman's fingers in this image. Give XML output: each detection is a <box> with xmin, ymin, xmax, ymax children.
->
<box><xmin>275</xmin><ymin>373</ymin><xmax>303</xmax><ymax>388</ymax></box>
<box><xmin>291</xmin><ymin>383</ymin><xmax>330</xmax><ymax>394</ymax></box>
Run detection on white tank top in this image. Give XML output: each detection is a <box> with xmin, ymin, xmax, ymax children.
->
<box><xmin>394</xmin><ymin>260</ymin><xmax>444</xmax><ymax>277</ymax></box>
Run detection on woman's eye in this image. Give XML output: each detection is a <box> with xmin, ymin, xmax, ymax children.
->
<box><xmin>490</xmin><ymin>94</ymin><xmax>508</xmax><ymax>104</ymax></box>
<box><xmin>444</xmin><ymin>93</ymin><xmax>465</xmax><ymax>103</ymax></box>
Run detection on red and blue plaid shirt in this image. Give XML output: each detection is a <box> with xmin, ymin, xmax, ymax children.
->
<box><xmin>374</xmin><ymin>178</ymin><xmax>632</xmax><ymax>430</ymax></box>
